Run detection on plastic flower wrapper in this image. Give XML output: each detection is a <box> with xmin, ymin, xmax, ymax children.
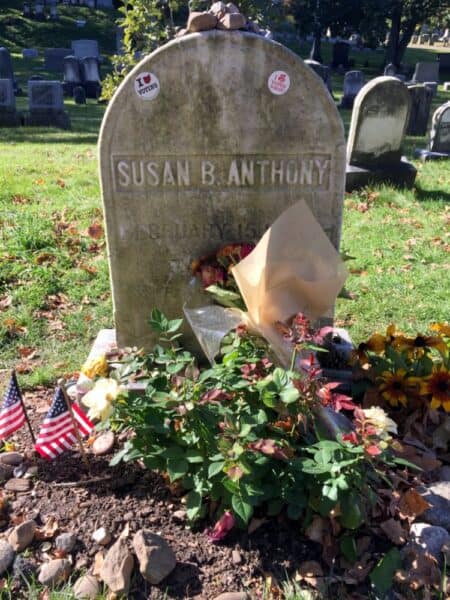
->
<box><xmin>82</xmin><ymin>378</ymin><xmax>122</xmax><ymax>422</ymax></box>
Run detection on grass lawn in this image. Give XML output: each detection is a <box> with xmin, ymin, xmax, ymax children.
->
<box><xmin>0</xmin><ymin>37</ymin><xmax>449</xmax><ymax>387</ymax></box>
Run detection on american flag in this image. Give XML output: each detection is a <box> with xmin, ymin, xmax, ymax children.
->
<box><xmin>34</xmin><ymin>387</ymin><xmax>94</xmax><ymax>460</ymax></box>
<box><xmin>0</xmin><ymin>372</ymin><xmax>26</xmax><ymax>440</ymax></box>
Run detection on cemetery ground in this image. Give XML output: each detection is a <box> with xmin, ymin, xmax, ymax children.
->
<box><xmin>0</xmin><ymin>35</ymin><xmax>450</xmax><ymax>600</ymax></box>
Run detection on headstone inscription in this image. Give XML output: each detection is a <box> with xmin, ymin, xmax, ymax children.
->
<box><xmin>412</xmin><ymin>61</ymin><xmax>439</xmax><ymax>84</ymax></box>
<box><xmin>415</xmin><ymin>101</ymin><xmax>450</xmax><ymax>160</ymax></box>
<box><xmin>99</xmin><ymin>31</ymin><xmax>346</xmax><ymax>351</ymax></box>
<box><xmin>346</xmin><ymin>76</ymin><xmax>416</xmax><ymax>191</ymax></box>
<box><xmin>71</xmin><ymin>39</ymin><xmax>100</xmax><ymax>59</ymax></box>
<box><xmin>25</xmin><ymin>80</ymin><xmax>71</xmax><ymax>129</ymax></box>
<box><xmin>0</xmin><ymin>79</ymin><xmax>21</xmax><ymax>126</ymax></box>
<box><xmin>339</xmin><ymin>70</ymin><xmax>365</xmax><ymax>109</ymax></box>
<box><xmin>405</xmin><ymin>84</ymin><xmax>433</xmax><ymax>136</ymax></box>
<box><xmin>62</xmin><ymin>56</ymin><xmax>82</xmax><ymax>96</ymax></box>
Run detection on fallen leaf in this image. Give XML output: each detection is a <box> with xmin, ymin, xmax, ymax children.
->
<box><xmin>380</xmin><ymin>518</ymin><xmax>407</xmax><ymax>545</ymax></box>
<box><xmin>0</xmin><ymin>296</ymin><xmax>12</xmax><ymax>311</ymax></box>
<box><xmin>2</xmin><ymin>319</ymin><xmax>27</xmax><ymax>335</ymax></box>
<box><xmin>35</xmin><ymin>252</ymin><xmax>55</xmax><ymax>265</ymax></box>
<box><xmin>398</xmin><ymin>489</ymin><xmax>431</xmax><ymax>520</ymax></box>
<box><xmin>11</xmin><ymin>194</ymin><xmax>31</xmax><ymax>204</ymax></box>
<box><xmin>56</xmin><ymin>179</ymin><xmax>66</xmax><ymax>188</ymax></box>
<box><xmin>34</xmin><ymin>178</ymin><xmax>45</xmax><ymax>185</ymax></box>
<box><xmin>86</xmin><ymin>222</ymin><xmax>104</xmax><ymax>240</ymax></box>
<box><xmin>18</xmin><ymin>347</ymin><xmax>38</xmax><ymax>359</ymax></box>
<box><xmin>395</xmin><ymin>551</ymin><xmax>441</xmax><ymax>590</ymax></box>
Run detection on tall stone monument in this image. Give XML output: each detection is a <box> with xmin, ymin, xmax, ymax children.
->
<box><xmin>99</xmin><ymin>31</ymin><xmax>346</xmax><ymax>350</ymax></box>
<box><xmin>346</xmin><ymin>76</ymin><xmax>416</xmax><ymax>190</ymax></box>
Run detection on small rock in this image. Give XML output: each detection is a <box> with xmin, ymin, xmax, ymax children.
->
<box><xmin>55</xmin><ymin>532</ymin><xmax>77</xmax><ymax>553</ymax></box>
<box><xmin>0</xmin><ymin>452</ymin><xmax>24</xmax><ymax>466</ymax></box>
<box><xmin>0</xmin><ymin>463</ymin><xmax>14</xmax><ymax>482</ymax></box>
<box><xmin>213</xmin><ymin>593</ymin><xmax>249</xmax><ymax>600</ymax></box>
<box><xmin>123</xmin><ymin>511</ymin><xmax>134</xmax><ymax>521</ymax></box>
<box><xmin>420</xmin><ymin>482</ymin><xmax>450</xmax><ymax>531</ymax></box>
<box><xmin>92</xmin><ymin>527</ymin><xmax>112</xmax><ymax>546</ymax></box>
<box><xmin>8</xmin><ymin>519</ymin><xmax>36</xmax><ymax>552</ymax></box>
<box><xmin>172</xmin><ymin>510</ymin><xmax>187</xmax><ymax>522</ymax></box>
<box><xmin>209</xmin><ymin>1</ymin><xmax>227</xmax><ymax>17</ymax></box>
<box><xmin>73</xmin><ymin>574</ymin><xmax>101</xmax><ymax>599</ymax></box>
<box><xmin>133</xmin><ymin>530</ymin><xmax>176</xmax><ymax>584</ymax></box>
<box><xmin>13</xmin><ymin>464</ymin><xmax>27</xmax><ymax>478</ymax></box>
<box><xmin>406</xmin><ymin>523</ymin><xmax>450</xmax><ymax>562</ymax></box>
<box><xmin>100</xmin><ymin>537</ymin><xmax>134</xmax><ymax>595</ymax></box>
<box><xmin>232</xmin><ymin>550</ymin><xmax>242</xmax><ymax>565</ymax></box>
<box><xmin>92</xmin><ymin>431</ymin><xmax>115</xmax><ymax>456</ymax></box>
<box><xmin>4</xmin><ymin>478</ymin><xmax>31</xmax><ymax>492</ymax></box>
<box><xmin>38</xmin><ymin>558</ymin><xmax>72</xmax><ymax>586</ymax></box>
<box><xmin>0</xmin><ymin>540</ymin><xmax>15</xmax><ymax>575</ymax></box>
<box><xmin>226</xmin><ymin>2</ymin><xmax>240</xmax><ymax>13</ymax></box>
<box><xmin>24</xmin><ymin>466</ymin><xmax>39</xmax><ymax>479</ymax></box>
<box><xmin>40</xmin><ymin>541</ymin><xmax>52</xmax><ymax>553</ymax></box>
<box><xmin>12</xmin><ymin>555</ymin><xmax>37</xmax><ymax>579</ymax></box>
<box><xmin>217</xmin><ymin>13</ymin><xmax>246</xmax><ymax>30</ymax></box>
<box><xmin>187</xmin><ymin>11</ymin><xmax>218</xmax><ymax>33</ymax></box>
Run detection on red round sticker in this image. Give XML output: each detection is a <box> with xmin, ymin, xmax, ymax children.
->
<box><xmin>268</xmin><ymin>70</ymin><xmax>290</xmax><ymax>95</ymax></box>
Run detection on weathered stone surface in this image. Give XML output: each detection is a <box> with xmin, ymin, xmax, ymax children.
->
<box><xmin>0</xmin><ymin>463</ymin><xmax>14</xmax><ymax>482</ymax></box>
<box><xmin>213</xmin><ymin>593</ymin><xmax>249</xmax><ymax>600</ymax></box>
<box><xmin>339</xmin><ymin>70</ymin><xmax>364</xmax><ymax>108</ymax></box>
<box><xmin>187</xmin><ymin>12</ymin><xmax>217</xmax><ymax>32</ymax></box>
<box><xmin>55</xmin><ymin>532</ymin><xmax>77</xmax><ymax>553</ymax></box>
<box><xmin>38</xmin><ymin>558</ymin><xmax>71</xmax><ymax>586</ymax></box>
<box><xmin>406</xmin><ymin>522</ymin><xmax>450</xmax><ymax>561</ymax></box>
<box><xmin>8</xmin><ymin>519</ymin><xmax>36</xmax><ymax>552</ymax></box>
<box><xmin>0</xmin><ymin>540</ymin><xmax>15</xmax><ymax>575</ymax></box>
<box><xmin>92</xmin><ymin>527</ymin><xmax>112</xmax><ymax>545</ymax></box>
<box><xmin>406</xmin><ymin>84</ymin><xmax>433</xmax><ymax>136</ymax></box>
<box><xmin>217</xmin><ymin>13</ymin><xmax>246</xmax><ymax>30</ymax></box>
<box><xmin>92</xmin><ymin>431</ymin><xmax>115</xmax><ymax>455</ymax></box>
<box><xmin>209</xmin><ymin>1</ymin><xmax>227</xmax><ymax>17</ymax></box>
<box><xmin>0</xmin><ymin>452</ymin><xmax>24</xmax><ymax>466</ymax></box>
<box><xmin>133</xmin><ymin>530</ymin><xmax>176</xmax><ymax>584</ymax></box>
<box><xmin>99</xmin><ymin>31</ymin><xmax>346</xmax><ymax>352</ymax></box>
<box><xmin>73</xmin><ymin>574</ymin><xmax>101</xmax><ymax>599</ymax></box>
<box><xmin>420</xmin><ymin>482</ymin><xmax>450</xmax><ymax>530</ymax></box>
<box><xmin>5</xmin><ymin>478</ymin><xmax>32</xmax><ymax>492</ymax></box>
<box><xmin>429</xmin><ymin>101</ymin><xmax>450</xmax><ymax>154</ymax></box>
<box><xmin>100</xmin><ymin>537</ymin><xmax>134</xmax><ymax>594</ymax></box>
<box><xmin>412</xmin><ymin>61</ymin><xmax>439</xmax><ymax>83</ymax></box>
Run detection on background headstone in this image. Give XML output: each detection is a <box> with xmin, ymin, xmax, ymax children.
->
<box><xmin>25</xmin><ymin>80</ymin><xmax>70</xmax><ymax>129</ymax></box>
<box><xmin>339</xmin><ymin>70</ymin><xmax>364</xmax><ymax>109</ymax></box>
<box><xmin>412</xmin><ymin>61</ymin><xmax>439</xmax><ymax>84</ymax></box>
<box><xmin>429</xmin><ymin>102</ymin><xmax>450</xmax><ymax>155</ymax></box>
<box><xmin>331</xmin><ymin>41</ymin><xmax>351</xmax><ymax>70</ymax></box>
<box><xmin>44</xmin><ymin>48</ymin><xmax>72</xmax><ymax>72</ymax></box>
<box><xmin>62</xmin><ymin>56</ymin><xmax>82</xmax><ymax>96</ymax></box>
<box><xmin>80</xmin><ymin>56</ymin><xmax>101</xmax><ymax>98</ymax></box>
<box><xmin>71</xmin><ymin>39</ymin><xmax>100</xmax><ymax>59</ymax></box>
<box><xmin>406</xmin><ymin>84</ymin><xmax>433</xmax><ymax>136</ymax></box>
<box><xmin>304</xmin><ymin>59</ymin><xmax>333</xmax><ymax>95</ymax></box>
<box><xmin>0</xmin><ymin>79</ymin><xmax>21</xmax><ymax>126</ymax></box>
<box><xmin>99</xmin><ymin>31</ymin><xmax>346</xmax><ymax>351</ymax></box>
<box><xmin>346</xmin><ymin>76</ymin><xmax>416</xmax><ymax>190</ymax></box>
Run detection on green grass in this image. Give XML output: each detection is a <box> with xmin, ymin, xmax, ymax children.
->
<box><xmin>0</xmin><ymin>40</ymin><xmax>449</xmax><ymax>387</ymax></box>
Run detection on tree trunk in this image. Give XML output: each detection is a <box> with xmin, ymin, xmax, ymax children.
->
<box><xmin>397</xmin><ymin>20</ymin><xmax>418</xmax><ymax>65</ymax></box>
<box><xmin>386</xmin><ymin>2</ymin><xmax>402</xmax><ymax>68</ymax></box>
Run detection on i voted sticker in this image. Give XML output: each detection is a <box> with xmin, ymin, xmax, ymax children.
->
<box><xmin>134</xmin><ymin>72</ymin><xmax>160</xmax><ymax>100</ymax></box>
<box><xmin>268</xmin><ymin>71</ymin><xmax>290</xmax><ymax>95</ymax></box>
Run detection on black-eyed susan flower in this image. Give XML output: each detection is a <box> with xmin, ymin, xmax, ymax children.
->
<box><xmin>430</xmin><ymin>323</ymin><xmax>450</xmax><ymax>338</ymax></box>
<box><xmin>424</xmin><ymin>366</ymin><xmax>450</xmax><ymax>412</ymax></box>
<box><xmin>393</xmin><ymin>334</ymin><xmax>447</xmax><ymax>356</ymax></box>
<box><xmin>378</xmin><ymin>369</ymin><xmax>412</xmax><ymax>407</ymax></box>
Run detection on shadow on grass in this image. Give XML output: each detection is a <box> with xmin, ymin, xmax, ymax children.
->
<box><xmin>415</xmin><ymin>184</ymin><xmax>450</xmax><ymax>203</ymax></box>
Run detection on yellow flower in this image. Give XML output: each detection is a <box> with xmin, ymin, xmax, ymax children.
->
<box><xmin>430</xmin><ymin>323</ymin><xmax>450</xmax><ymax>338</ymax></box>
<box><xmin>424</xmin><ymin>366</ymin><xmax>450</xmax><ymax>412</ymax></box>
<box><xmin>361</xmin><ymin>407</ymin><xmax>398</xmax><ymax>437</ymax></box>
<box><xmin>393</xmin><ymin>334</ymin><xmax>447</xmax><ymax>356</ymax></box>
<box><xmin>378</xmin><ymin>369</ymin><xmax>411</xmax><ymax>407</ymax></box>
<box><xmin>82</xmin><ymin>378</ymin><xmax>121</xmax><ymax>421</ymax></box>
<box><xmin>81</xmin><ymin>355</ymin><xmax>109</xmax><ymax>379</ymax></box>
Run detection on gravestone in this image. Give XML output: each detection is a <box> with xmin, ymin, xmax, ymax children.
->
<box><xmin>412</xmin><ymin>61</ymin><xmax>439</xmax><ymax>83</ymax></box>
<box><xmin>80</xmin><ymin>56</ymin><xmax>101</xmax><ymax>98</ymax></box>
<box><xmin>0</xmin><ymin>79</ymin><xmax>21</xmax><ymax>126</ymax></box>
<box><xmin>50</xmin><ymin>5</ymin><xmax>58</xmax><ymax>20</ymax></box>
<box><xmin>25</xmin><ymin>80</ymin><xmax>71</xmax><ymax>129</ymax></box>
<box><xmin>0</xmin><ymin>47</ymin><xmax>20</xmax><ymax>95</ymax></box>
<box><xmin>71</xmin><ymin>39</ymin><xmax>100</xmax><ymax>59</ymax></box>
<box><xmin>383</xmin><ymin>63</ymin><xmax>406</xmax><ymax>82</ymax></box>
<box><xmin>406</xmin><ymin>84</ymin><xmax>433</xmax><ymax>136</ymax></box>
<box><xmin>73</xmin><ymin>85</ymin><xmax>86</xmax><ymax>104</ymax></box>
<box><xmin>339</xmin><ymin>70</ymin><xmax>364</xmax><ymax>109</ymax></box>
<box><xmin>23</xmin><ymin>3</ymin><xmax>31</xmax><ymax>17</ymax></box>
<box><xmin>346</xmin><ymin>76</ymin><xmax>416</xmax><ymax>191</ymax></box>
<box><xmin>22</xmin><ymin>48</ymin><xmax>38</xmax><ymax>59</ymax></box>
<box><xmin>438</xmin><ymin>54</ymin><xmax>450</xmax><ymax>72</ymax></box>
<box><xmin>331</xmin><ymin>41</ymin><xmax>351</xmax><ymax>70</ymax></box>
<box><xmin>99</xmin><ymin>31</ymin><xmax>346</xmax><ymax>351</ymax></box>
<box><xmin>34</xmin><ymin>2</ymin><xmax>45</xmax><ymax>20</ymax></box>
<box><xmin>62</xmin><ymin>56</ymin><xmax>82</xmax><ymax>96</ymax></box>
<box><xmin>416</xmin><ymin>101</ymin><xmax>450</xmax><ymax>160</ymax></box>
<box><xmin>304</xmin><ymin>59</ymin><xmax>333</xmax><ymax>96</ymax></box>
<box><xmin>44</xmin><ymin>48</ymin><xmax>72</xmax><ymax>71</ymax></box>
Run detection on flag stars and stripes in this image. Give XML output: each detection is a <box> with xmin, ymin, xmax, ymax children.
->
<box><xmin>0</xmin><ymin>372</ymin><xmax>26</xmax><ymax>440</ymax></box>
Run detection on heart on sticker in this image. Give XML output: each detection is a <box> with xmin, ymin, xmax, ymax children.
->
<box><xmin>143</xmin><ymin>74</ymin><xmax>151</xmax><ymax>84</ymax></box>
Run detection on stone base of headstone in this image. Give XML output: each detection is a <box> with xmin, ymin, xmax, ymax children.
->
<box><xmin>24</xmin><ymin>109</ymin><xmax>71</xmax><ymax>129</ymax></box>
<box><xmin>0</xmin><ymin>109</ymin><xmax>21</xmax><ymax>127</ymax></box>
<box><xmin>84</xmin><ymin>81</ymin><xmax>101</xmax><ymax>99</ymax></box>
<box><xmin>62</xmin><ymin>81</ymin><xmax>76</xmax><ymax>97</ymax></box>
<box><xmin>415</xmin><ymin>149</ymin><xmax>450</xmax><ymax>161</ymax></box>
<box><xmin>73</xmin><ymin>85</ymin><xmax>86</xmax><ymax>104</ymax></box>
<box><xmin>338</xmin><ymin>95</ymin><xmax>356</xmax><ymax>109</ymax></box>
<box><xmin>345</xmin><ymin>157</ymin><xmax>417</xmax><ymax>191</ymax></box>
<box><xmin>424</xmin><ymin>81</ymin><xmax>438</xmax><ymax>96</ymax></box>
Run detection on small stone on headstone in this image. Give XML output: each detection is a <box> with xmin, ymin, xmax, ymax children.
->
<box><xmin>226</xmin><ymin>3</ymin><xmax>240</xmax><ymax>13</ymax></box>
<box><xmin>92</xmin><ymin>431</ymin><xmax>115</xmax><ymax>455</ymax></box>
<box><xmin>187</xmin><ymin>12</ymin><xmax>218</xmax><ymax>32</ymax></box>
<box><xmin>217</xmin><ymin>13</ymin><xmax>246</xmax><ymax>30</ymax></box>
<box><xmin>38</xmin><ymin>558</ymin><xmax>72</xmax><ymax>586</ymax></box>
<box><xmin>8</xmin><ymin>519</ymin><xmax>36</xmax><ymax>552</ymax></box>
<box><xmin>209</xmin><ymin>1</ymin><xmax>226</xmax><ymax>17</ymax></box>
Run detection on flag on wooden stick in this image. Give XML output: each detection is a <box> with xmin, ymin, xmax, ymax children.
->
<box><xmin>35</xmin><ymin>387</ymin><xmax>94</xmax><ymax>460</ymax></box>
<box><xmin>0</xmin><ymin>372</ymin><xmax>26</xmax><ymax>439</ymax></box>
